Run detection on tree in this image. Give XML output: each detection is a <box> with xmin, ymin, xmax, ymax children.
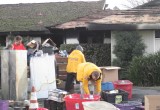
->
<box><xmin>112</xmin><ymin>31</ymin><xmax>146</xmax><ymax>79</ymax></box>
<box><xmin>124</xmin><ymin>0</ymin><xmax>153</xmax><ymax>8</ymax></box>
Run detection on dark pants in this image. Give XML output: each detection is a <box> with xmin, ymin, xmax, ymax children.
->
<box><xmin>65</xmin><ymin>73</ymin><xmax>77</xmax><ymax>92</ymax></box>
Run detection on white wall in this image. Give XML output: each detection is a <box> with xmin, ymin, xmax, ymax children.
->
<box><xmin>104</xmin><ymin>37</ymin><xmax>111</xmax><ymax>44</ymax></box>
<box><xmin>66</xmin><ymin>37</ymin><xmax>79</xmax><ymax>44</ymax></box>
<box><xmin>111</xmin><ymin>31</ymin><xmax>116</xmax><ymax>61</ymax></box>
<box><xmin>111</xmin><ymin>30</ymin><xmax>155</xmax><ymax>62</ymax></box>
<box><xmin>155</xmin><ymin>38</ymin><xmax>160</xmax><ymax>52</ymax></box>
<box><xmin>65</xmin><ymin>31</ymin><xmax>79</xmax><ymax>44</ymax></box>
<box><xmin>139</xmin><ymin>30</ymin><xmax>155</xmax><ymax>55</ymax></box>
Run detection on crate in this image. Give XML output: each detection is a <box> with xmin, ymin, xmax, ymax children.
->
<box><xmin>101</xmin><ymin>82</ymin><xmax>114</xmax><ymax>91</ymax></box>
<box><xmin>101</xmin><ymin>89</ymin><xmax>129</xmax><ymax>104</ymax></box>
<box><xmin>44</xmin><ymin>99</ymin><xmax>64</xmax><ymax>110</ymax></box>
<box><xmin>113</xmin><ymin>80</ymin><xmax>133</xmax><ymax>99</ymax></box>
<box><xmin>115</xmin><ymin>101</ymin><xmax>142</xmax><ymax>110</ymax></box>
<box><xmin>64</xmin><ymin>94</ymin><xmax>100</xmax><ymax>110</ymax></box>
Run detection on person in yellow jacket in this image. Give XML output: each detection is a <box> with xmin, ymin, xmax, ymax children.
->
<box><xmin>77</xmin><ymin>62</ymin><xmax>102</xmax><ymax>95</ymax></box>
<box><xmin>65</xmin><ymin>45</ymin><xmax>86</xmax><ymax>93</ymax></box>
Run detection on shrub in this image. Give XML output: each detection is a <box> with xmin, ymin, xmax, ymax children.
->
<box><xmin>128</xmin><ymin>52</ymin><xmax>160</xmax><ymax>86</ymax></box>
<box><xmin>112</xmin><ymin>31</ymin><xmax>146</xmax><ymax>79</ymax></box>
<box><xmin>60</xmin><ymin>43</ymin><xmax>111</xmax><ymax>66</ymax></box>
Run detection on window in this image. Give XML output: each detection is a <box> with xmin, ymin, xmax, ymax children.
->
<box><xmin>155</xmin><ymin>30</ymin><xmax>160</xmax><ymax>38</ymax></box>
<box><xmin>79</xmin><ymin>31</ymin><xmax>107</xmax><ymax>44</ymax></box>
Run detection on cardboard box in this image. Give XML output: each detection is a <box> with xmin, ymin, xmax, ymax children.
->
<box><xmin>145</xmin><ymin>95</ymin><xmax>160</xmax><ymax>110</ymax></box>
<box><xmin>99</xmin><ymin>66</ymin><xmax>120</xmax><ymax>82</ymax></box>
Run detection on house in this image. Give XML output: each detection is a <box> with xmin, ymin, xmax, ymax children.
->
<box><xmin>0</xmin><ymin>0</ymin><xmax>106</xmax><ymax>47</ymax></box>
<box><xmin>87</xmin><ymin>0</ymin><xmax>160</xmax><ymax>61</ymax></box>
<box><xmin>47</xmin><ymin>10</ymin><xmax>119</xmax><ymax>45</ymax></box>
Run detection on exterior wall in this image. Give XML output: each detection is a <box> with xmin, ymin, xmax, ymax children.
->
<box><xmin>111</xmin><ymin>30</ymin><xmax>155</xmax><ymax>62</ymax></box>
<box><xmin>111</xmin><ymin>31</ymin><xmax>116</xmax><ymax>62</ymax></box>
<box><xmin>66</xmin><ymin>37</ymin><xmax>79</xmax><ymax>44</ymax></box>
<box><xmin>104</xmin><ymin>38</ymin><xmax>111</xmax><ymax>44</ymax></box>
<box><xmin>139</xmin><ymin>30</ymin><xmax>155</xmax><ymax>54</ymax></box>
<box><xmin>155</xmin><ymin>38</ymin><xmax>160</xmax><ymax>52</ymax></box>
<box><xmin>65</xmin><ymin>31</ymin><xmax>79</xmax><ymax>44</ymax></box>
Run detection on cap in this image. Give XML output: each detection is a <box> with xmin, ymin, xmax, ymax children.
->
<box><xmin>76</xmin><ymin>45</ymin><xmax>83</xmax><ymax>52</ymax></box>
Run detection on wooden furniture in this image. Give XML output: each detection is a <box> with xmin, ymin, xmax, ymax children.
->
<box><xmin>55</xmin><ymin>57</ymin><xmax>68</xmax><ymax>81</ymax></box>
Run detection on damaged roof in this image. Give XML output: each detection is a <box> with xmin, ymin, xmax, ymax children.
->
<box><xmin>88</xmin><ymin>0</ymin><xmax>160</xmax><ymax>30</ymax></box>
<box><xmin>0</xmin><ymin>0</ymin><xmax>105</xmax><ymax>32</ymax></box>
<box><xmin>53</xmin><ymin>10</ymin><xmax>119</xmax><ymax>29</ymax></box>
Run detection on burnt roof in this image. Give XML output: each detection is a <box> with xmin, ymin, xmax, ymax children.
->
<box><xmin>88</xmin><ymin>0</ymin><xmax>160</xmax><ymax>30</ymax></box>
<box><xmin>0</xmin><ymin>0</ymin><xmax>105</xmax><ymax>32</ymax></box>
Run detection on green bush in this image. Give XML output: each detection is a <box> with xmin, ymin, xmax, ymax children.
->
<box><xmin>112</xmin><ymin>31</ymin><xmax>146</xmax><ymax>79</ymax></box>
<box><xmin>128</xmin><ymin>52</ymin><xmax>160</xmax><ymax>86</ymax></box>
<box><xmin>60</xmin><ymin>44</ymin><xmax>111</xmax><ymax>66</ymax></box>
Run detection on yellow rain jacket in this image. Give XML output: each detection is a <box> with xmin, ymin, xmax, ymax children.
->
<box><xmin>66</xmin><ymin>50</ymin><xmax>86</xmax><ymax>73</ymax></box>
<box><xmin>77</xmin><ymin>62</ymin><xmax>102</xmax><ymax>94</ymax></box>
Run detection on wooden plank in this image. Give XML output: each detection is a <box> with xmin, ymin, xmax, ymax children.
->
<box><xmin>1</xmin><ymin>50</ymin><xmax>28</xmax><ymax>100</ymax></box>
<box><xmin>57</xmin><ymin>64</ymin><xmax>67</xmax><ymax>71</ymax></box>
<box><xmin>58</xmin><ymin>75</ymin><xmax>67</xmax><ymax>81</ymax></box>
<box><xmin>56</xmin><ymin>57</ymin><xmax>68</xmax><ymax>63</ymax></box>
<box><xmin>1</xmin><ymin>50</ymin><xmax>10</xmax><ymax>100</ymax></box>
<box><xmin>9</xmin><ymin>51</ymin><xmax>17</xmax><ymax>100</ymax></box>
<box><xmin>58</xmin><ymin>71</ymin><xmax>67</xmax><ymax>75</ymax></box>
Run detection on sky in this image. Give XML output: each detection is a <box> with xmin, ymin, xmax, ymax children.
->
<box><xmin>0</xmin><ymin>0</ymin><xmax>149</xmax><ymax>10</ymax></box>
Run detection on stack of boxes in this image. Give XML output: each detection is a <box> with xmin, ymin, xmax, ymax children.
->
<box><xmin>100</xmin><ymin>66</ymin><xmax>132</xmax><ymax>104</ymax></box>
<box><xmin>100</xmin><ymin>66</ymin><xmax>143</xmax><ymax>110</ymax></box>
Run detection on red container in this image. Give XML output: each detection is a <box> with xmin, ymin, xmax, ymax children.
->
<box><xmin>113</xmin><ymin>80</ymin><xmax>133</xmax><ymax>99</ymax></box>
<box><xmin>64</xmin><ymin>94</ymin><xmax>100</xmax><ymax>110</ymax></box>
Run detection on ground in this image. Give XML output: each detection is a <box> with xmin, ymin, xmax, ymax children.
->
<box><xmin>1</xmin><ymin>86</ymin><xmax>160</xmax><ymax>110</ymax></box>
<box><xmin>131</xmin><ymin>86</ymin><xmax>160</xmax><ymax>101</ymax></box>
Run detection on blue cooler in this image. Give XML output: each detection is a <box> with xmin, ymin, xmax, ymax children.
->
<box><xmin>101</xmin><ymin>82</ymin><xmax>114</xmax><ymax>91</ymax></box>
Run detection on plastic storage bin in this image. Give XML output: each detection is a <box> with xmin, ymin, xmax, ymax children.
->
<box><xmin>101</xmin><ymin>82</ymin><xmax>114</xmax><ymax>91</ymax></box>
<box><xmin>82</xmin><ymin>101</ymin><xmax>119</xmax><ymax>110</ymax></box>
<box><xmin>113</xmin><ymin>80</ymin><xmax>133</xmax><ymax>99</ymax></box>
<box><xmin>115</xmin><ymin>101</ymin><xmax>142</xmax><ymax>110</ymax></box>
<box><xmin>0</xmin><ymin>100</ymin><xmax>9</xmax><ymax>110</ymax></box>
<box><xmin>135</xmin><ymin>106</ymin><xmax>145</xmax><ymax>110</ymax></box>
<box><xmin>101</xmin><ymin>89</ymin><xmax>128</xmax><ymax>104</ymax></box>
<box><xmin>64</xmin><ymin>94</ymin><xmax>100</xmax><ymax>110</ymax></box>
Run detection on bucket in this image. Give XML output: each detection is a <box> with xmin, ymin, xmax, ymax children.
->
<box><xmin>64</xmin><ymin>94</ymin><xmax>100</xmax><ymax>110</ymax></box>
<box><xmin>0</xmin><ymin>100</ymin><xmax>9</xmax><ymax>110</ymax></box>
